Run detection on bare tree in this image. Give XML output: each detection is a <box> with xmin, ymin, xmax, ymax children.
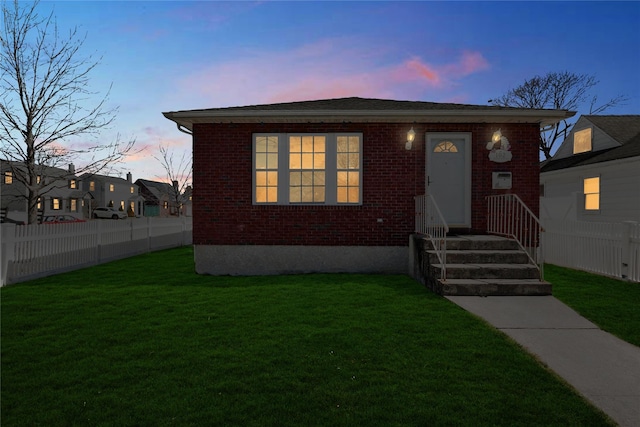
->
<box><xmin>489</xmin><ymin>71</ymin><xmax>627</xmax><ymax>159</ymax></box>
<box><xmin>0</xmin><ymin>0</ymin><xmax>135</xmax><ymax>223</ymax></box>
<box><xmin>154</xmin><ymin>144</ymin><xmax>192</xmax><ymax>217</ymax></box>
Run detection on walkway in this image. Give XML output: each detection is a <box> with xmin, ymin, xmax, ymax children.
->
<box><xmin>446</xmin><ymin>296</ymin><xmax>640</xmax><ymax>427</ymax></box>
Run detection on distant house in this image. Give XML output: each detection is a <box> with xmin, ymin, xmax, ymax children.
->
<box><xmin>540</xmin><ymin>115</ymin><xmax>640</xmax><ymax>223</ymax></box>
<box><xmin>163</xmin><ymin>97</ymin><xmax>573</xmax><ymax>276</ymax></box>
<box><xmin>1</xmin><ymin>161</ymin><xmax>85</xmax><ymax>222</ymax></box>
<box><xmin>135</xmin><ymin>179</ymin><xmax>180</xmax><ymax>217</ymax></box>
<box><xmin>79</xmin><ymin>172</ymin><xmax>143</xmax><ymax>218</ymax></box>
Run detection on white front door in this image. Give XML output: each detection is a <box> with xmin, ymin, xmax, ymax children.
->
<box><xmin>426</xmin><ymin>133</ymin><xmax>471</xmax><ymax>228</ymax></box>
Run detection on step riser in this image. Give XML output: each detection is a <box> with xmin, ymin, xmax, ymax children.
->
<box><xmin>428</xmin><ymin>265</ymin><xmax>540</xmax><ymax>280</ymax></box>
<box><xmin>437</xmin><ymin>282</ymin><xmax>552</xmax><ymax>296</ymax></box>
<box><xmin>427</xmin><ymin>252</ymin><xmax>530</xmax><ymax>264</ymax></box>
<box><xmin>427</xmin><ymin>239</ymin><xmax>521</xmax><ymax>251</ymax></box>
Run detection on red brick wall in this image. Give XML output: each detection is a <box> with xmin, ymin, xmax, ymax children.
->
<box><xmin>192</xmin><ymin>122</ymin><xmax>541</xmax><ymax>246</ymax></box>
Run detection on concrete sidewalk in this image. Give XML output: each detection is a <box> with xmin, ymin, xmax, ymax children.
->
<box><xmin>446</xmin><ymin>296</ymin><xmax>640</xmax><ymax>427</ymax></box>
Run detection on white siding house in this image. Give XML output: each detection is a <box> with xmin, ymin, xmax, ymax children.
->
<box><xmin>540</xmin><ymin>115</ymin><xmax>640</xmax><ymax>223</ymax></box>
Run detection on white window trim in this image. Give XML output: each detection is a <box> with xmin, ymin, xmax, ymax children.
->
<box><xmin>252</xmin><ymin>133</ymin><xmax>363</xmax><ymax>206</ymax></box>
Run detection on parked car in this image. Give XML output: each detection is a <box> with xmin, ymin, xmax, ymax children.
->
<box><xmin>93</xmin><ymin>207</ymin><xmax>128</xmax><ymax>219</ymax></box>
<box><xmin>42</xmin><ymin>215</ymin><xmax>86</xmax><ymax>224</ymax></box>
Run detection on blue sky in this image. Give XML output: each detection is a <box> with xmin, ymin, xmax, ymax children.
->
<box><xmin>33</xmin><ymin>1</ymin><xmax>640</xmax><ymax>182</ymax></box>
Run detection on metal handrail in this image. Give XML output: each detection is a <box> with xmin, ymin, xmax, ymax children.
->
<box><xmin>415</xmin><ymin>194</ymin><xmax>449</xmax><ymax>281</ymax></box>
<box><xmin>486</xmin><ymin>194</ymin><xmax>545</xmax><ymax>280</ymax></box>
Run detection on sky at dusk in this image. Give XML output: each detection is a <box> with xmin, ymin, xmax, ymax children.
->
<box><xmin>28</xmin><ymin>1</ymin><xmax>640</xmax><ymax>183</ymax></box>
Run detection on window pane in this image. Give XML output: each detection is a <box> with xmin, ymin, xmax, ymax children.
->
<box><xmin>302</xmin><ymin>136</ymin><xmax>314</xmax><ymax>152</ymax></box>
<box><xmin>290</xmin><ymin>136</ymin><xmax>301</xmax><ymax>153</ymax></box>
<box><xmin>267</xmin><ymin>153</ymin><xmax>278</xmax><ymax>169</ymax></box>
<box><xmin>301</xmin><ymin>171</ymin><xmax>313</xmax><ymax>185</ymax></box>
<box><xmin>302</xmin><ymin>153</ymin><xmax>313</xmax><ymax>168</ymax></box>
<box><xmin>348</xmin><ymin>187</ymin><xmax>359</xmax><ymax>203</ymax></box>
<box><xmin>584</xmin><ymin>177</ymin><xmax>599</xmax><ymax>194</ymax></box>
<box><xmin>348</xmin><ymin>136</ymin><xmax>359</xmax><ymax>152</ymax></box>
<box><xmin>314</xmin><ymin>187</ymin><xmax>325</xmax><ymax>202</ymax></box>
<box><xmin>337</xmin><ymin>171</ymin><xmax>347</xmax><ymax>186</ymax></box>
<box><xmin>256</xmin><ymin>187</ymin><xmax>267</xmax><ymax>203</ymax></box>
<box><xmin>267</xmin><ymin>187</ymin><xmax>277</xmax><ymax>202</ymax></box>
<box><xmin>337</xmin><ymin>137</ymin><xmax>348</xmax><ymax>152</ymax></box>
<box><xmin>314</xmin><ymin>171</ymin><xmax>325</xmax><ymax>185</ymax></box>
<box><xmin>348</xmin><ymin>153</ymin><xmax>360</xmax><ymax>169</ymax></box>
<box><xmin>290</xmin><ymin>172</ymin><xmax>301</xmax><ymax>186</ymax></box>
<box><xmin>348</xmin><ymin>171</ymin><xmax>359</xmax><ymax>186</ymax></box>
<box><xmin>290</xmin><ymin>187</ymin><xmax>301</xmax><ymax>203</ymax></box>
<box><xmin>256</xmin><ymin>171</ymin><xmax>267</xmax><ymax>186</ymax></box>
<box><xmin>337</xmin><ymin>153</ymin><xmax>348</xmax><ymax>169</ymax></box>
<box><xmin>267</xmin><ymin>171</ymin><xmax>278</xmax><ymax>186</ymax></box>
<box><xmin>290</xmin><ymin>153</ymin><xmax>301</xmax><ymax>169</ymax></box>
<box><xmin>315</xmin><ymin>137</ymin><xmax>325</xmax><ymax>152</ymax></box>
<box><xmin>337</xmin><ymin>187</ymin><xmax>347</xmax><ymax>203</ymax></box>
<box><xmin>256</xmin><ymin>137</ymin><xmax>267</xmax><ymax>152</ymax></box>
<box><xmin>314</xmin><ymin>153</ymin><xmax>325</xmax><ymax>169</ymax></box>
<box><xmin>585</xmin><ymin>194</ymin><xmax>599</xmax><ymax>210</ymax></box>
<box><xmin>256</xmin><ymin>154</ymin><xmax>267</xmax><ymax>170</ymax></box>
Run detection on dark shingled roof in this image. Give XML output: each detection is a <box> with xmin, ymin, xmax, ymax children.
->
<box><xmin>183</xmin><ymin>97</ymin><xmax>527</xmax><ymax>113</ymax></box>
<box><xmin>541</xmin><ymin>115</ymin><xmax>640</xmax><ymax>173</ymax></box>
<box><xmin>163</xmin><ymin>96</ymin><xmax>575</xmax><ymax>129</ymax></box>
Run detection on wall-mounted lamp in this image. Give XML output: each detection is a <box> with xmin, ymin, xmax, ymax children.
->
<box><xmin>405</xmin><ymin>127</ymin><xmax>416</xmax><ymax>150</ymax></box>
<box><xmin>492</xmin><ymin>129</ymin><xmax>502</xmax><ymax>144</ymax></box>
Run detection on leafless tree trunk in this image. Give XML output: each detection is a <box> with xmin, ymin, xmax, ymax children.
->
<box><xmin>489</xmin><ymin>71</ymin><xmax>627</xmax><ymax>160</ymax></box>
<box><xmin>1</xmin><ymin>0</ymin><xmax>135</xmax><ymax>223</ymax></box>
<box><xmin>155</xmin><ymin>144</ymin><xmax>192</xmax><ymax>217</ymax></box>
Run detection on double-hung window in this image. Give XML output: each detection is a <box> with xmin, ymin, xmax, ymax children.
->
<box><xmin>583</xmin><ymin>176</ymin><xmax>600</xmax><ymax>211</ymax></box>
<box><xmin>253</xmin><ymin>133</ymin><xmax>362</xmax><ymax>205</ymax></box>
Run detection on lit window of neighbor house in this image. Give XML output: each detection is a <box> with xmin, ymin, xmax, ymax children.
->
<box><xmin>109</xmin><ymin>183</ymin><xmax>115</xmax><ymax>192</ymax></box>
<box><xmin>573</xmin><ymin>128</ymin><xmax>592</xmax><ymax>154</ymax></box>
<box><xmin>253</xmin><ymin>133</ymin><xmax>362</xmax><ymax>205</ymax></box>
<box><xmin>583</xmin><ymin>177</ymin><xmax>600</xmax><ymax>211</ymax></box>
<box><xmin>4</xmin><ymin>171</ymin><xmax>12</xmax><ymax>184</ymax></box>
<box><xmin>89</xmin><ymin>181</ymin><xmax>95</xmax><ymax>191</ymax></box>
<box><xmin>163</xmin><ymin>201</ymin><xmax>169</xmax><ymax>209</ymax></box>
<box><xmin>52</xmin><ymin>198</ymin><xmax>61</xmax><ymax>210</ymax></box>
<box><xmin>69</xmin><ymin>179</ymin><xmax>77</xmax><ymax>189</ymax></box>
<box><xmin>70</xmin><ymin>198</ymin><xmax>78</xmax><ymax>212</ymax></box>
<box><xmin>130</xmin><ymin>186</ymin><xmax>135</xmax><ymax>194</ymax></box>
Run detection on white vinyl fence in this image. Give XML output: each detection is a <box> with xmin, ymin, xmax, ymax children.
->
<box><xmin>543</xmin><ymin>219</ymin><xmax>640</xmax><ymax>282</ymax></box>
<box><xmin>1</xmin><ymin>217</ymin><xmax>192</xmax><ymax>286</ymax></box>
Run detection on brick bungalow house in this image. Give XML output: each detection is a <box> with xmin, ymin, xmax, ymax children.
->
<box><xmin>163</xmin><ymin>97</ymin><xmax>573</xmax><ymax>276</ymax></box>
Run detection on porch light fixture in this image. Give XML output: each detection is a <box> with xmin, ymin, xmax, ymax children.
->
<box><xmin>405</xmin><ymin>127</ymin><xmax>416</xmax><ymax>150</ymax></box>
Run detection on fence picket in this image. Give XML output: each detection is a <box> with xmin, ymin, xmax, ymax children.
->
<box><xmin>543</xmin><ymin>219</ymin><xmax>640</xmax><ymax>282</ymax></box>
<box><xmin>1</xmin><ymin>217</ymin><xmax>192</xmax><ymax>285</ymax></box>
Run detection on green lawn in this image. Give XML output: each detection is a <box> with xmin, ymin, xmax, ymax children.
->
<box><xmin>1</xmin><ymin>247</ymin><xmax>615</xmax><ymax>426</ymax></box>
<box><xmin>545</xmin><ymin>264</ymin><xmax>640</xmax><ymax>347</ymax></box>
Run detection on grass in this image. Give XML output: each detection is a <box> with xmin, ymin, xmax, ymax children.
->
<box><xmin>1</xmin><ymin>247</ymin><xmax>615</xmax><ymax>426</ymax></box>
<box><xmin>545</xmin><ymin>264</ymin><xmax>640</xmax><ymax>347</ymax></box>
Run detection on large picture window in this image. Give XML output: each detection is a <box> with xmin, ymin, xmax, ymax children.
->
<box><xmin>254</xmin><ymin>133</ymin><xmax>362</xmax><ymax>205</ymax></box>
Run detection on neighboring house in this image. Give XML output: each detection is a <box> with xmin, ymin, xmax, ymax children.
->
<box><xmin>163</xmin><ymin>97</ymin><xmax>573</xmax><ymax>276</ymax></box>
<box><xmin>135</xmin><ymin>179</ymin><xmax>179</xmax><ymax>217</ymax></box>
<box><xmin>1</xmin><ymin>160</ymin><xmax>85</xmax><ymax>222</ymax></box>
<box><xmin>80</xmin><ymin>172</ymin><xmax>143</xmax><ymax>218</ymax></box>
<box><xmin>540</xmin><ymin>115</ymin><xmax>640</xmax><ymax>223</ymax></box>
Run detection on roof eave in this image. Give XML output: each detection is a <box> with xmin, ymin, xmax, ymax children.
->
<box><xmin>163</xmin><ymin>109</ymin><xmax>575</xmax><ymax>130</ymax></box>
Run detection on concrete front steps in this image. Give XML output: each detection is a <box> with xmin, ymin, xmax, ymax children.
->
<box><xmin>419</xmin><ymin>235</ymin><xmax>551</xmax><ymax>296</ymax></box>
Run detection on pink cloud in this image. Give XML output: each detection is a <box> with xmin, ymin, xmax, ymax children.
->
<box><xmin>176</xmin><ymin>40</ymin><xmax>490</xmax><ymax>107</ymax></box>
